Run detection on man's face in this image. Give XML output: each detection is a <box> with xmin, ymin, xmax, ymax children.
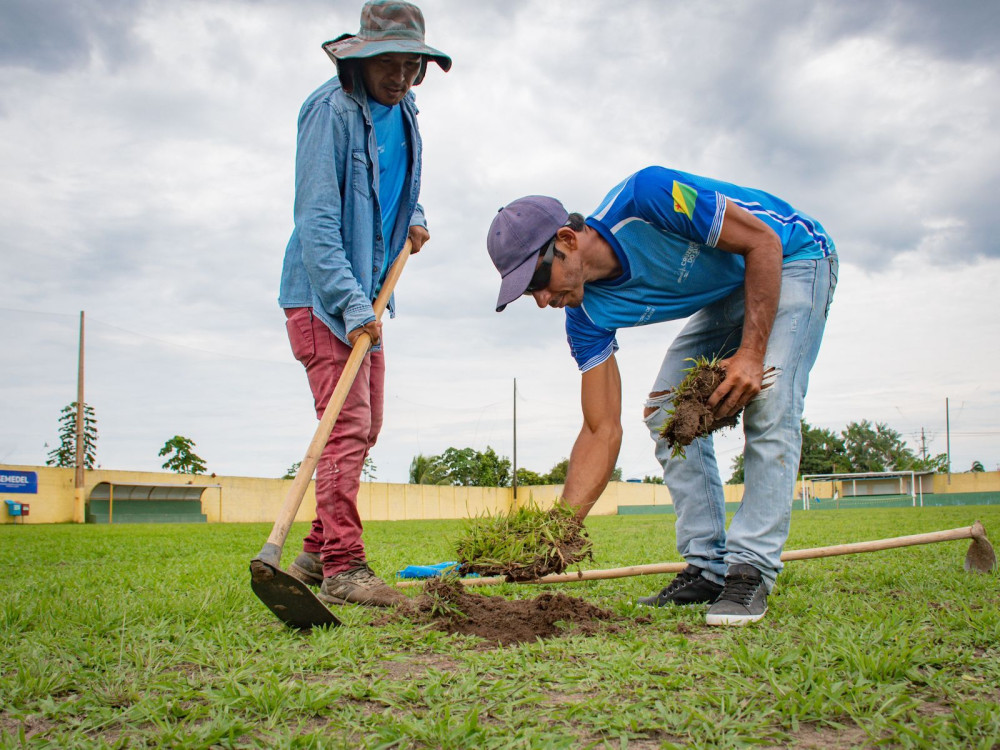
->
<box><xmin>527</xmin><ymin>240</ymin><xmax>586</xmax><ymax>310</ymax></box>
<box><xmin>361</xmin><ymin>53</ymin><xmax>423</xmax><ymax>106</ymax></box>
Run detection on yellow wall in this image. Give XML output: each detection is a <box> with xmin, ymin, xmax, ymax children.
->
<box><xmin>934</xmin><ymin>471</ymin><xmax>1000</xmax><ymax>494</ymax></box>
<box><xmin>2</xmin><ymin>463</ymin><xmax>997</xmax><ymax>525</ymax></box>
<box><xmin>0</xmin><ymin>464</ymin><xmax>514</xmax><ymax>524</ymax></box>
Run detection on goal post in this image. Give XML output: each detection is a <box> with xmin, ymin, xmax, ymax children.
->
<box><xmin>800</xmin><ymin>470</ymin><xmax>935</xmax><ymax>510</ymax></box>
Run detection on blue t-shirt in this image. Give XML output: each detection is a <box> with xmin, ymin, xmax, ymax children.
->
<box><xmin>369</xmin><ymin>97</ymin><xmax>409</xmax><ymax>284</ymax></box>
<box><xmin>566</xmin><ymin>166</ymin><xmax>836</xmax><ymax>372</ymax></box>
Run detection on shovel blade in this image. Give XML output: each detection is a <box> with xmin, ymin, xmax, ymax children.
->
<box><xmin>250</xmin><ymin>559</ymin><xmax>341</xmax><ymax>630</ymax></box>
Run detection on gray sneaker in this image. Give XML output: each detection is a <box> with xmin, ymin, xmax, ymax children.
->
<box><xmin>287</xmin><ymin>551</ymin><xmax>323</xmax><ymax>587</ymax></box>
<box><xmin>705</xmin><ymin>563</ymin><xmax>768</xmax><ymax>626</ymax></box>
<box><xmin>318</xmin><ymin>563</ymin><xmax>408</xmax><ymax>607</ymax></box>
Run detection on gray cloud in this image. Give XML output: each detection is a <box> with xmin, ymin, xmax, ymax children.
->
<box><xmin>1</xmin><ymin>0</ymin><xmax>998</xmax><ymax>481</ymax></box>
<box><xmin>0</xmin><ymin>0</ymin><xmax>146</xmax><ymax>72</ymax></box>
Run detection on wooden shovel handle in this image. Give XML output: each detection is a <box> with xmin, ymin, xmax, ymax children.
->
<box><xmin>256</xmin><ymin>241</ymin><xmax>412</xmax><ymax>566</ymax></box>
<box><xmin>402</xmin><ymin>523</ymin><xmax>984</xmax><ymax>588</ymax></box>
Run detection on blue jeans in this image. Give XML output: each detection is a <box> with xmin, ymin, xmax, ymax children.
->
<box><xmin>643</xmin><ymin>256</ymin><xmax>838</xmax><ymax>590</ymax></box>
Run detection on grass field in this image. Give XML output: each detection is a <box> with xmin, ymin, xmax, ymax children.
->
<box><xmin>1</xmin><ymin>507</ymin><xmax>998</xmax><ymax>749</ymax></box>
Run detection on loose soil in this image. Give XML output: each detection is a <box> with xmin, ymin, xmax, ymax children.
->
<box><xmin>660</xmin><ymin>360</ymin><xmax>740</xmax><ymax>455</ymax></box>
<box><xmin>386</xmin><ymin>578</ymin><xmax>642</xmax><ymax>646</ymax></box>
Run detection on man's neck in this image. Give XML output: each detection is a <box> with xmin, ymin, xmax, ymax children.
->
<box><xmin>584</xmin><ymin>229</ymin><xmax>623</xmax><ymax>282</ymax></box>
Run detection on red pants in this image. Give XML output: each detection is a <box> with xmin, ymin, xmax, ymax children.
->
<box><xmin>285</xmin><ymin>308</ymin><xmax>384</xmax><ymax>577</ymax></box>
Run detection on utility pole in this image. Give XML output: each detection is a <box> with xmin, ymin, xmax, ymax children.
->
<box><xmin>74</xmin><ymin>311</ymin><xmax>86</xmax><ymax>523</ymax></box>
<box><xmin>919</xmin><ymin>428</ymin><xmax>927</xmax><ymax>460</ymax></box>
<box><xmin>512</xmin><ymin>378</ymin><xmax>518</xmax><ymax>502</ymax></box>
<box><xmin>945</xmin><ymin>397</ymin><xmax>951</xmax><ymax>484</ymax></box>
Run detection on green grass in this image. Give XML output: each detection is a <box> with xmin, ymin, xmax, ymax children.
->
<box><xmin>1</xmin><ymin>507</ymin><xmax>998</xmax><ymax>748</ymax></box>
<box><xmin>454</xmin><ymin>500</ymin><xmax>592</xmax><ymax>579</ymax></box>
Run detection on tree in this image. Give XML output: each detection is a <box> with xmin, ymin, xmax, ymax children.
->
<box><xmin>798</xmin><ymin>420</ymin><xmax>850</xmax><ymax>475</ymax></box>
<box><xmin>46</xmin><ymin>401</ymin><xmax>98</xmax><ymax>469</ymax></box>
<box><xmin>282</xmin><ymin>461</ymin><xmax>301</xmax><ymax>479</ymax></box>
<box><xmin>642</xmin><ymin>475</ymin><xmax>664</xmax><ymax>484</ymax></box>
<box><xmin>409</xmin><ymin>453</ymin><xmax>448</xmax><ymax>485</ymax></box>
<box><xmin>515</xmin><ymin>467</ymin><xmax>547</xmax><ymax>486</ymax></box>
<box><xmin>904</xmin><ymin>452</ymin><xmax>949</xmax><ymax>473</ymax></box>
<box><xmin>841</xmin><ymin>420</ymin><xmax>914</xmax><ymax>472</ymax></box>
<box><xmin>546</xmin><ymin>458</ymin><xmax>569</xmax><ymax>484</ymax></box>
<box><xmin>971</xmin><ymin>460</ymin><xmax>985</xmax><ymax>473</ymax></box>
<box><xmin>159</xmin><ymin>435</ymin><xmax>207</xmax><ymax>475</ymax></box>
<box><xmin>362</xmin><ymin>456</ymin><xmax>377</xmax><ymax>482</ymax></box>
<box><xmin>727</xmin><ymin>453</ymin><xmax>745</xmax><ymax>485</ymax></box>
<box><xmin>729</xmin><ymin>419</ymin><xmax>849</xmax><ymax>484</ymax></box>
<box><xmin>436</xmin><ymin>446</ymin><xmax>511</xmax><ymax>487</ymax></box>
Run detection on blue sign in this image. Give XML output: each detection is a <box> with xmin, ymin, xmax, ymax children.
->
<box><xmin>0</xmin><ymin>471</ymin><xmax>37</xmax><ymax>494</ymax></box>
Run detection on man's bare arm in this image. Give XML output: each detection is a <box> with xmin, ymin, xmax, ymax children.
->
<box><xmin>561</xmin><ymin>355</ymin><xmax>624</xmax><ymax>521</ymax></box>
<box><xmin>710</xmin><ymin>198</ymin><xmax>783</xmax><ymax>418</ymax></box>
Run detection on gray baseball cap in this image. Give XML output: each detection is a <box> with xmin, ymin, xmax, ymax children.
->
<box><xmin>487</xmin><ymin>195</ymin><xmax>569</xmax><ymax>312</ymax></box>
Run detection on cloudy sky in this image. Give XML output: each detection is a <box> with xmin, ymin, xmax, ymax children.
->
<box><xmin>2</xmin><ymin>0</ymin><xmax>999</xmax><ymax>485</ymax></box>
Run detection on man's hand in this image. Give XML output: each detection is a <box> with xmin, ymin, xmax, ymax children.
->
<box><xmin>709</xmin><ymin>349</ymin><xmax>764</xmax><ymax>419</ymax></box>
<box><xmin>347</xmin><ymin>320</ymin><xmax>382</xmax><ymax>347</ymax></box>
<box><xmin>407</xmin><ymin>225</ymin><xmax>430</xmax><ymax>253</ymax></box>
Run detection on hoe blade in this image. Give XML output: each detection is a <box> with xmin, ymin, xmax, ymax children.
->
<box><xmin>250</xmin><ymin>559</ymin><xmax>341</xmax><ymax>630</ymax></box>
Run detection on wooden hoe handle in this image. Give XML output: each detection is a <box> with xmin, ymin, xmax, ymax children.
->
<box><xmin>256</xmin><ymin>241</ymin><xmax>412</xmax><ymax>566</ymax></box>
<box><xmin>405</xmin><ymin>523</ymin><xmax>989</xmax><ymax>589</ymax></box>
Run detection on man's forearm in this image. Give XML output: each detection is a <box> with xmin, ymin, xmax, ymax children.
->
<box><xmin>562</xmin><ymin>422</ymin><xmax>623</xmax><ymax>520</ymax></box>
<box><xmin>560</xmin><ymin>357</ymin><xmax>624</xmax><ymax>521</ymax></box>
<box><xmin>738</xmin><ymin>241</ymin><xmax>781</xmax><ymax>360</ymax></box>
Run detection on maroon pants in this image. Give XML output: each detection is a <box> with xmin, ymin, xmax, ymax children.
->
<box><xmin>285</xmin><ymin>308</ymin><xmax>384</xmax><ymax>577</ymax></box>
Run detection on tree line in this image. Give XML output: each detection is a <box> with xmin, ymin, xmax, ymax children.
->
<box><xmin>727</xmin><ymin>418</ymin><xmax>982</xmax><ymax>485</ymax></box>
<box><xmin>43</xmin><ymin>403</ymin><xmax>987</xmax><ymax>484</ymax></box>
<box><xmin>408</xmin><ymin>447</ymin><xmax>622</xmax><ymax>487</ymax></box>
<box><xmin>44</xmin><ymin>401</ymin><xmax>208</xmax><ymax>474</ymax></box>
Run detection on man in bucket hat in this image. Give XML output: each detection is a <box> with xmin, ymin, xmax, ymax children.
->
<box><xmin>278</xmin><ymin>0</ymin><xmax>450</xmax><ymax>607</ymax></box>
<box><xmin>487</xmin><ymin>169</ymin><xmax>838</xmax><ymax>625</ymax></box>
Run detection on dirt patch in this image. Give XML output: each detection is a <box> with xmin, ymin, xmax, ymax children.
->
<box><xmin>660</xmin><ymin>359</ymin><xmax>740</xmax><ymax>456</ymax></box>
<box><xmin>385</xmin><ymin>578</ymin><xmax>641</xmax><ymax>646</ymax></box>
<box><xmin>766</xmin><ymin>722</ymin><xmax>871</xmax><ymax>750</ymax></box>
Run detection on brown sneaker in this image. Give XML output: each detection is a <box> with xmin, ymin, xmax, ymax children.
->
<box><xmin>318</xmin><ymin>562</ymin><xmax>408</xmax><ymax>607</ymax></box>
<box><xmin>287</xmin><ymin>551</ymin><xmax>323</xmax><ymax>587</ymax></box>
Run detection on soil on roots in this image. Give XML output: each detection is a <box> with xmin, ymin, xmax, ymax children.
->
<box><xmin>457</xmin><ymin>511</ymin><xmax>593</xmax><ymax>582</ymax></box>
<box><xmin>392</xmin><ymin>578</ymin><xmax>640</xmax><ymax>646</ymax></box>
<box><xmin>660</xmin><ymin>361</ymin><xmax>740</xmax><ymax>454</ymax></box>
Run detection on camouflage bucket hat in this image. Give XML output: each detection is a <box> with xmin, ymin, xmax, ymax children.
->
<box><xmin>322</xmin><ymin>0</ymin><xmax>451</xmax><ymax>85</ymax></box>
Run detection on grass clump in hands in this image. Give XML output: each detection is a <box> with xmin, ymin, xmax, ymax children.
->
<box><xmin>659</xmin><ymin>355</ymin><xmax>740</xmax><ymax>458</ymax></box>
<box><xmin>454</xmin><ymin>499</ymin><xmax>593</xmax><ymax>581</ymax></box>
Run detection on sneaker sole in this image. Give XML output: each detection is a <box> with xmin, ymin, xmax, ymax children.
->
<box><xmin>636</xmin><ymin>598</ymin><xmax>717</xmax><ymax>608</ymax></box>
<box><xmin>705</xmin><ymin>609</ymin><xmax>767</xmax><ymax>626</ymax></box>
<box><xmin>317</xmin><ymin>590</ymin><xmax>408</xmax><ymax>608</ymax></box>
<box><xmin>287</xmin><ymin>562</ymin><xmax>323</xmax><ymax>588</ymax></box>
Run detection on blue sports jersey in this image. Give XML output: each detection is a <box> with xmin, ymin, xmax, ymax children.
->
<box><xmin>565</xmin><ymin>166</ymin><xmax>835</xmax><ymax>371</ymax></box>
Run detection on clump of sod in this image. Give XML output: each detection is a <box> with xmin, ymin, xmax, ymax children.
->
<box><xmin>659</xmin><ymin>356</ymin><xmax>741</xmax><ymax>458</ymax></box>
<box><xmin>455</xmin><ymin>499</ymin><xmax>593</xmax><ymax>582</ymax></box>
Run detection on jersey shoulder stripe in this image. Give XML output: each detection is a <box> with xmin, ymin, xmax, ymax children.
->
<box><xmin>731</xmin><ymin>198</ymin><xmax>834</xmax><ymax>256</ymax></box>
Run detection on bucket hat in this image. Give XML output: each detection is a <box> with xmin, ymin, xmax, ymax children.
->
<box><xmin>488</xmin><ymin>196</ymin><xmax>569</xmax><ymax>312</ymax></box>
<box><xmin>322</xmin><ymin>0</ymin><xmax>451</xmax><ymax>86</ymax></box>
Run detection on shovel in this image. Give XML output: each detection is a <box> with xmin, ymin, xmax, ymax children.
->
<box><xmin>250</xmin><ymin>240</ymin><xmax>413</xmax><ymax>629</ymax></box>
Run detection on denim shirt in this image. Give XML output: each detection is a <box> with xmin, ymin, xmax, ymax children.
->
<box><xmin>278</xmin><ymin>73</ymin><xmax>426</xmax><ymax>346</ymax></box>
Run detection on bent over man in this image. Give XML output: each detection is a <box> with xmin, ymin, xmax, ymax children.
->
<box><xmin>486</xmin><ymin>167</ymin><xmax>837</xmax><ymax>625</ymax></box>
<box><xmin>278</xmin><ymin>0</ymin><xmax>450</xmax><ymax>606</ymax></box>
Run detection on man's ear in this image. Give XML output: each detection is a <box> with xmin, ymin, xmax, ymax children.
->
<box><xmin>556</xmin><ymin>225</ymin><xmax>578</xmax><ymax>253</ymax></box>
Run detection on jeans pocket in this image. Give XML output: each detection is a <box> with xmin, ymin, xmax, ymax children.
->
<box><xmin>286</xmin><ymin>308</ymin><xmax>316</xmax><ymax>366</ymax></box>
<box><xmin>825</xmin><ymin>256</ymin><xmax>839</xmax><ymax>318</ymax></box>
<box><xmin>351</xmin><ymin>150</ymin><xmax>371</xmax><ymax>198</ymax></box>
